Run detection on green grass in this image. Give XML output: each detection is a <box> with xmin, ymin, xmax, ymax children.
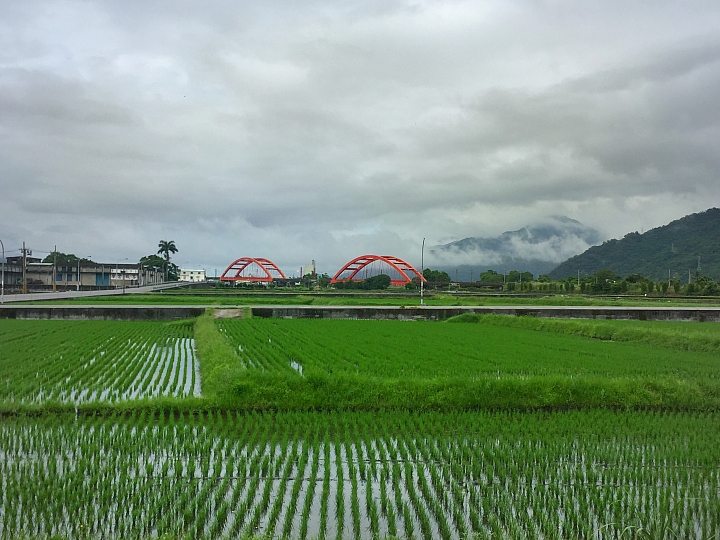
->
<box><xmin>193</xmin><ymin>311</ymin><xmax>243</xmax><ymax>400</ymax></box>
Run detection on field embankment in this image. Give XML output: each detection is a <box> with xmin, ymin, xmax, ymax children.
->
<box><xmin>20</xmin><ymin>290</ymin><xmax>720</xmax><ymax>308</ymax></box>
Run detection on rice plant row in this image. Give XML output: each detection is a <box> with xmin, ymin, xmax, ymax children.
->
<box><xmin>1</xmin><ymin>409</ymin><xmax>718</xmax><ymax>539</ymax></box>
<box><xmin>0</xmin><ymin>320</ymin><xmax>201</xmax><ymax>404</ymax></box>
<box><xmin>217</xmin><ymin>318</ymin><xmax>720</xmax><ymax>381</ymax></box>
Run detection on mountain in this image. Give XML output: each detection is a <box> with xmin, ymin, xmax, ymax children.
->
<box><xmin>429</xmin><ymin>216</ymin><xmax>604</xmax><ymax>280</ymax></box>
<box><xmin>548</xmin><ymin>208</ymin><xmax>720</xmax><ymax>282</ymax></box>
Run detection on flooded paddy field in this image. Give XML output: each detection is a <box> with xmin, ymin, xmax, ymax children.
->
<box><xmin>0</xmin><ymin>319</ymin><xmax>200</xmax><ymax>404</ymax></box>
<box><xmin>1</xmin><ymin>410</ymin><xmax>718</xmax><ymax>539</ymax></box>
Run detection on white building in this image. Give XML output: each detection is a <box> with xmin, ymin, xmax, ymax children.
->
<box><xmin>179</xmin><ymin>269</ymin><xmax>206</xmax><ymax>282</ymax></box>
<box><xmin>303</xmin><ymin>260</ymin><xmax>316</xmax><ymax>277</ymax></box>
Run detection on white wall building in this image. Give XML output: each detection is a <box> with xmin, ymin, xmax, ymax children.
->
<box><xmin>179</xmin><ymin>269</ymin><xmax>206</xmax><ymax>282</ymax></box>
<box><xmin>304</xmin><ymin>260</ymin><xmax>316</xmax><ymax>277</ymax></box>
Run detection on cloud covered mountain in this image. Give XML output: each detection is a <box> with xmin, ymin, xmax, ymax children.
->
<box><xmin>428</xmin><ymin>216</ymin><xmax>604</xmax><ymax>279</ymax></box>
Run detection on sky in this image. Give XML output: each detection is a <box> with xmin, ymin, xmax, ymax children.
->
<box><xmin>1</xmin><ymin>0</ymin><xmax>720</xmax><ymax>277</ymax></box>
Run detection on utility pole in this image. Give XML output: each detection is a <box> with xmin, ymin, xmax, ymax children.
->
<box><xmin>420</xmin><ymin>238</ymin><xmax>425</xmax><ymax>306</ymax></box>
<box><xmin>52</xmin><ymin>245</ymin><xmax>57</xmax><ymax>293</ymax></box>
<box><xmin>0</xmin><ymin>238</ymin><xmax>4</xmax><ymax>304</ymax></box>
<box><xmin>470</xmin><ymin>269</ymin><xmax>473</xmax><ymax>282</ymax></box>
<box><xmin>21</xmin><ymin>242</ymin><xmax>29</xmax><ymax>294</ymax></box>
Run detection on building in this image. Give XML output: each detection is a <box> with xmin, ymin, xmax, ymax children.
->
<box><xmin>1</xmin><ymin>260</ymin><xmax>163</xmax><ymax>292</ymax></box>
<box><xmin>303</xmin><ymin>260</ymin><xmax>316</xmax><ymax>277</ymax></box>
<box><xmin>179</xmin><ymin>269</ymin><xmax>206</xmax><ymax>282</ymax></box>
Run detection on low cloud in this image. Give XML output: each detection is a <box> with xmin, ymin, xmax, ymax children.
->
<box><xmin>429</xmin><ymin>216</ymin><xmax>603</xmax><ymax>267</ymax></box>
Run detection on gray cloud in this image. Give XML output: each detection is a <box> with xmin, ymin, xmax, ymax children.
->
<box><xmin>2</xmin><ymin>0</ymin><xmax>720</xmax><ymax>274</ymax></box>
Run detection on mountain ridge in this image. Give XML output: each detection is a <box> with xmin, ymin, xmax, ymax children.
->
<box><xmin>548</xmin><ymin>208</ymin><xmax>720</xmax><ymax>282</ymax></box>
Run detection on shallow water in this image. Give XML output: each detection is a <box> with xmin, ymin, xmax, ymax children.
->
<box><xmin>9</xmin><ymin>338</ymin><xmax>200</xmax><ymax>405</ymax></box>
<box><xmin>0</xmin><ymin>416</ymin><xmax>718</xmax><ymax>539</ymax></box>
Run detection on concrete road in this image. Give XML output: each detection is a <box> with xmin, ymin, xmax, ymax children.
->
<box><xmin>0</xmin><ymin>282</ymin><xmax>187</xmax><ymax>304</ymax></box>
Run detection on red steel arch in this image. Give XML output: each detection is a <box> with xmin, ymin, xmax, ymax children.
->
<box><xmin>331</xmin><ymin>255</ymin><xmax>426</xmax><ymax>286</ymax></box>
<box><xmin>220</xmin><ymin>257</ymin><xmax>287</xmax><ymax>282</ymax></box>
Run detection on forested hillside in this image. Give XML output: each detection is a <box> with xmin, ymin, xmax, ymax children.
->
<box><xmin>549</xmin><ymin>208</ymin><xmax>720</xmax><ymax>282</ymax></box>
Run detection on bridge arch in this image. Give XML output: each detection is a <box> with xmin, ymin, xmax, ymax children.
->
<box><xmin>331</xmin><ymin>255</ymin><xmax>426</xmax><ymax>286</ymax></box>
<box><xmin>220</xmin><ymin>257</ymin><xmax>287</xmax><ymax>282</ymax></box>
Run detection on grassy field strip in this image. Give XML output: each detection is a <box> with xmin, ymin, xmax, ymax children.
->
<box><xmin>0</xmin><ymin>410</ymin><xmax>718</xmax><ymax>539</ymax></box>
<box><xmin>26</xmin><ymin>292</ymin><xmax>720</xmax><ymax>307</ymax></box>
<box><xmin>0</xmin><ymin>320</ymin><xmax>200</xmax><ymax>405</ymax></box>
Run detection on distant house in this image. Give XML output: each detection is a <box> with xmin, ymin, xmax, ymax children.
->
<box><xmin>2</xmin><ymin>260</ymin><xmax>162</xmax><ymax>291</ymax></box>
<box><xmin>179</xmin><ymin>269</ymin><xmax>206</xmax><ymax>282</ymax></box>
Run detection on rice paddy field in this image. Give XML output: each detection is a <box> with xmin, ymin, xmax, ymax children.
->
<box><xmin>2</xmin><ymin>410</ymin><xmax>719</xmax><ymax>540</ymax></box>
<box><xmin>0</xmin><ymin>320</ymin><xmax>200</xmax><ymax>405</ymax></box>
<box><xmin>217</xmin><ymin>318</ymin><xmax>720</xmax><ymax>380</ymax></box>
<box><xmin>0</xmin><ymin>313</ymin><xmax>719</xmax><ymax>538</ymax></box>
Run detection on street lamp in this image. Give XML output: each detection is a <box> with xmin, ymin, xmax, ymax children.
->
<box><xmin>420</xmin><ymin>237</ymin><xmax>425</xmax><ymax>306</ymax></box>
<box><xmin>0</xmin><ymin>238</ymin><xmax>4</xmax><ymax>304</ymax></box>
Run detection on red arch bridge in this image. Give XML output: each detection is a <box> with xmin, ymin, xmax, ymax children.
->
<box><xmin>220</xmin><ymin>255</ymin><xmax>426</xmax><ymax>286</ymax></box>
<box><xmin>331</xmin><ymin>255</ymin><xmax>426</xmax><ymax>286</ymax></box>
<box><xmin>219</xmin><ymin>257</ymin><xmax>287</xmax><ymax>282</ymax></box>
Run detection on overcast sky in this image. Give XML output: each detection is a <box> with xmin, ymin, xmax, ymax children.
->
<box><xmin>2</xmin><ymin>0</ymin><xmax>719</xmax><ymax>275</ymax></box>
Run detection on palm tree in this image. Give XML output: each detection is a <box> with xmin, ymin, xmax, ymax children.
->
<box><xmin>157</xmin><ymin>240</ymin><xmax>178</xmax><ymax>281</ymax></box>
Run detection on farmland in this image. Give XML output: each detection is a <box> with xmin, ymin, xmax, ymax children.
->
<box><xmin>0</xmin><ymin>314</ymin><xmax>719</xmax><ymax>538</ymax></box>
<box><xmin>202</xmin><ymin>316</ymin><xmax>720</xmax><ymax>410</ymax></box>
<box><xmin>2</xmin><ymin>410</ymin><xmax>719</xmax><ymax>540</ymax></box>
<box><xmin>217</xmin><ymin>318</ymin><xmax>720</xmax><ymax>380</ymax></box>
<box><xmin>0</xmin><ymin>320</ymin><xmax>199</xmax><ymax>406</ymax></box>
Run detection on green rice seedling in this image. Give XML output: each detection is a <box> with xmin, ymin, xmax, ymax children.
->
<box><xmin>281</xmin><ymin>438</ymin><xmax>311</xmax><ymax>538</ymax></box>
<box><xmin>265</xmin><ymin>440</ymin><xmax>299</xmax><ymax>536</ymax></box>
<box><xmin>298</xmin><ymin>437</ymin><xmax>320</xmax><ymax>540</ymax></box>
<box><xmin>317</xmin><ymin>440</ymin><xmax>331</xmax><ymax>540</ymax></box>
<box><xmin>402</xmin><ymin>502</ymin><xmax>414</xmax><ymax>540</ymax></box>
<box><xmin>335</xmin><ymin>440</ymin><xmax>345</xmax><ymax>540</ymax></box>
<box><xmin>2</xmin><ymin>409</ymin><xmax>720</xmax><ymax>538</ymax></box>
